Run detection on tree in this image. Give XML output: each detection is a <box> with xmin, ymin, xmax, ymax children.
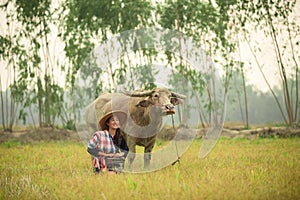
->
<box><xmin>157</xmin><ymin>0</ymin><xmax>237</xmax><ymax>126</ymax></box>
<box><xmin>237</xmin><ymin>0</ymin><xmax>299</xmax><ymax>127</ymax></box>
<box><xmin>0</xmin><ymin>0</ymin><xmax>66</xmax><ymax>129</ymax></box>
<box><xmin>61</xmin><ymin>0</ymin><xmax>153</xmax><ymax>90</ymax></box>
<box><xmin>0</xmin><ymin>1</ymin><xmax>26</xmax><ymax>131</ymax></box>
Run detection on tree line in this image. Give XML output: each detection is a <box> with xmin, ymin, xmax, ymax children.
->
<box><xmin>0</xmin><ymin>0</ymin><xmax>299</xmax><ymax>131</ymax></box>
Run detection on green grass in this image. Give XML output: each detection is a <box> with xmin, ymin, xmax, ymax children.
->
<box><xmin>0</xmin><ymin>138</ymin><xmax>299</xmax><ymax>200</ymax></box>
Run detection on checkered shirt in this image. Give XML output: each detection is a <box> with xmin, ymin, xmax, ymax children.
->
<box><xmin>88</xmin><ymin>130</ymin><xmax>116</xmax><ymax>169</ymax></box>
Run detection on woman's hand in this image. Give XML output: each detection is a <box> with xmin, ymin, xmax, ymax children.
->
<box><xmin>113</xmin><ymin>152</ymin><xmax>125</xmax><ymax>157</ymax></box>
<box><xmin>104</xmin><ymin>152</ymin><xmax>125</xmax><ymax>157</ymax></box>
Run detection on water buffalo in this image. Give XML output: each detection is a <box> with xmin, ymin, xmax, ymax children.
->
<box><xmin>85</xmin><ymin>87</ymin><xmax>186</xmax><ymax>169</ymax></box>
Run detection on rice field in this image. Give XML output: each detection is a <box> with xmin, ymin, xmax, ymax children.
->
<box><xmin>0</xmin><ymin>137</ymin><xmax>299</xmax><ymax>200</ymax></box>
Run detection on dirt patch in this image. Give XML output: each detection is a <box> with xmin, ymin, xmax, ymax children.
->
<box><xmin>1</xmin><ymin>126</ymin><xmax>299</xmax><ymax>144</ymax></box>
<box><xmin>0</xmin><ymin>127</ymin><xmax>81</xmax><ymax>144</ymax></box>
<box><xmin>202</xmin><ymin>127</ymin><xmax>300</xmax><ymax>139</ymax></box>
<box><xmin>158</xmin><ymin>126</ymin><xmax>300</xmax><ymax>140</ymax></box>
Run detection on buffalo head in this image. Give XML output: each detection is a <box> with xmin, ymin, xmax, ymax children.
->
<box><xmin>122</xmin><ymin>87</ymin><xmax>186</xmax><ymax>116</ymax></box>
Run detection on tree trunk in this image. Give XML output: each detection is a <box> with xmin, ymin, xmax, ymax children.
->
<box><xmin>45</xmin><ymin>75</ymin><xmax>51</xmax><ymax>126</ymax></box>
<box><xmin>265</xmin><ymin>3</ymin><xmax>293</xmax><ymax>126</ymax></box>
<box><xmin>37</xmin><ymin>77</ymin><xmax>43</xmax><ymax>127</ymax></box>
<box><xmin>237</xmin><ymin>34</ymin><xmax>249</xmax><ymax>128</ymax></box>
<box><xmin>0</xmin><ymin>75</ymin><xmax>5</xmax><ymax>130</ymax></box>
<box><xmin>244</xmin><ymin>33</ymin><xmax>288</xmax><ymax>124</ymax></box>
<box><xmin>286</xmin><ymin>17</ymin><xmax>299</xmax><ymax>123</ymax></box>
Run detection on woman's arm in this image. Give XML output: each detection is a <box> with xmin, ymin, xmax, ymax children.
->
<box><xmin>87</xmin><ymin>131</ymin><xmax>124</xmax><ymax>158</ymax></box>
<box><xmin>87</xmin><ymin>147</ymin><xmax>123</xmax><ymax>157</ymax></box>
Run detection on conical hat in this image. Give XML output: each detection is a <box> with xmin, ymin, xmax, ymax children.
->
<box><xmin>98</xmin><ymin>110</ymin><xmax>127</xmax><ymax>130</ymax></box>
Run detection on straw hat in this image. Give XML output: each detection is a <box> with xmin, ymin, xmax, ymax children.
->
<box><xmin>98</xmin><ymin>110</ymin><xmax>127</xmax><ymax>130</ymax></box>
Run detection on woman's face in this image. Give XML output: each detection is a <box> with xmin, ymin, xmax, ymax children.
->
<box><xmin>106</xmin><ymin>116</ymin><xmax>120</xmax><ymax>130</ymax></box>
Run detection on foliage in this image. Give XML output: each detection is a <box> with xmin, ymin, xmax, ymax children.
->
<box><xmin>0</xmin><ymin>0</ymin><xmax>66</xmax><ymax>128</ymax></box>
<box><xmin>235</xmin><ymin>0</ymin><xmax>300</xmax><ymax>126</ymax></box>
<box><xmin>157</xmin><ymin>0</ymin><xmax>240</xmax><ymax>127</ymax></box>
<box><xmin>1</xmin><ymin>0</ymin><xmax>299</xmax><ymax>129</ymax></box>
<box><xmin>60</xmin><ymin>0</ymin><xmax>154</xmax><ymax>89</ymax></box>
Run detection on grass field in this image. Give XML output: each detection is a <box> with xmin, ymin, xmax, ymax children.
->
<box><xmin>0</xmin><ymin>137</ymin><xmax>299</xmax><ymax>200</ymax></box>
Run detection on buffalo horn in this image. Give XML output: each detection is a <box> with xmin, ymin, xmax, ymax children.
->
<box><xmin>171</xmin><ymin>91</ymin><xmax>187</xmax><ymax>99</ymax></box>
<box><xmin>122</xmin><ymin>89</ymin><xmax>153</xmax><ymax>97</ymax></box>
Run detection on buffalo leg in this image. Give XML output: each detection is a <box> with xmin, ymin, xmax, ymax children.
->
<box><xmin>144</xmin><ymin>151</ymin><xmax>151</xmax><ymax>169</ymax></box>
<box><xmin>144</xmin><ymin>137</ymin><xmax>155</xmax><ymax>169</ymax></box>
<box><xmin>126</xmin><ymin>139</ymin><xmax>136</xmax><ymax>169</ymax></box>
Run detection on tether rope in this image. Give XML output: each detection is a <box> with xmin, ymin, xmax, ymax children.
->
<box><xmin>171</xmin><ymin>114</ymin><xmax>180</xmax><ymax>166</ymax></box>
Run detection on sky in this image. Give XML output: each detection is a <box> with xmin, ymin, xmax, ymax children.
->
<box><xmin>0</xmin><ymin>0</ymin><xmax>299</xmax><ymax>93</ymax></box>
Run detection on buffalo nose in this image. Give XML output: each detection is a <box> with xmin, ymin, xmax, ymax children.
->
<box><xmin>165</xmin><ymin>104</ymin><xmax>174</xmax><ymax>110</ymax></box>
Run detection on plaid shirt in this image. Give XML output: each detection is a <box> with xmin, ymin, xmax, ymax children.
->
<box><xmin>88</xmin><ymin>130</ymin><xmax>116</xmax><ymax>169</ymax></box>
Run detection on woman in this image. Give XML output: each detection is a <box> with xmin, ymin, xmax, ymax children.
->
<box><xmin>87</xmin><ymin>110</ymin><xmax>128</xmax><ymax>173</ymax></box>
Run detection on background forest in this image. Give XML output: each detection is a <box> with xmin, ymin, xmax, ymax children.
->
<box><xmin>0</xmin><ymin>0</ymin><xmax>299</xmax><ymax>132</ymax></box>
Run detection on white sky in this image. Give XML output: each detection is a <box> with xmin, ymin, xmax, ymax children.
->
<box><xmin>0</xmin><ymin>0</ymin><xmax>299</xmax><ymax>93</ymax></box>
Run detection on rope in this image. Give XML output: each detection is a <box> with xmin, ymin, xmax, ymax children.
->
<box><xmin>171</xmin><ymin>114</ymin><xmax>180</xmax><ymax>166</ymax></box>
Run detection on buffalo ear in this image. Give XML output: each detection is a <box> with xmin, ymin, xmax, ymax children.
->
<box><xmin>171</xmin><ymin>97</ymin><xmax>183</xmax><ymax>105</ymax></box>
<box><xmin>136</xmin><ymin>100</ymin><xmax>152</xmax><ymax>107</ymax></box>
